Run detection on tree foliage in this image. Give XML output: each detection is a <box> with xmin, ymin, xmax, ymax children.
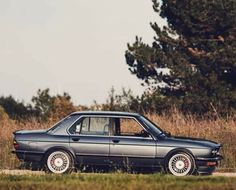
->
<box><xmin>48</xmin><ymin>92</ymin><xmax>76</xmax><ymax>122</ymax></box>
<box><xmin>31</xmin><ymin>88</ymin><xmax>54</xmax><ymax>120</ymax></box>
<box><xmin>91</xmin><ymin>87</ymin><xmax>136</xmax><ymax>112</ymax></box>
<box><xmin>125</xmin><ymin>0</ymin><xmax>236</xmax><ymax>115</ymax></box>
<box><xmin>32</xmin><ymin>88</ymin><xmax>76</xmax><ymax>121</ymax></box>
<box><xmin>0</xmin><ymin>96</ymin><xmax>33</xmax><ymax>120</ymax></box>
<box><xmin>0</xmin><ymin>89</ymin><xmax>76</xmax><ymax>121</ymax></box>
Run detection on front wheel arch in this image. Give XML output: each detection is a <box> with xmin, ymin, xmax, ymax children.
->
<box><xmin>164</xmin><ymin>148</ymin><xmax>196</xmax><ymax>176</ymax></box>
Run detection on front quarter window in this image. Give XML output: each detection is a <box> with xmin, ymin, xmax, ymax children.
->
<box><xmin>111</xmin><ymin>117</ymin><xmax>151</xmax><ymax>138</ymax></box>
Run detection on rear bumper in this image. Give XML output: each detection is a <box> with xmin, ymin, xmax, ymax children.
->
<box><xmin>196</xmin><ymin>155</ymin><xmax>223</xmax><ymax>174</ymax></box>
<box><xmin>12</xmin><ymin>150</ymin><xmax>44</xmax><ymax>162</ymax></box>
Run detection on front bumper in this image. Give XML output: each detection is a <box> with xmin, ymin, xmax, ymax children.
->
<box><xmin>196</xmin><ymin>155</ymin><xmax>223</xmax><ymax>162</ymax></box>
<box><xmin>196</xmin><ymin>155</ymin><xmax>223</xmax><ymax>174</ymax></box>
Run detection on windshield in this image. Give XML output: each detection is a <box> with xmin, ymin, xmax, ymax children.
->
<box><xmin>139</xmin><ymin>116</ymin><xmax>164</xmax><ymax>136</ymax></box>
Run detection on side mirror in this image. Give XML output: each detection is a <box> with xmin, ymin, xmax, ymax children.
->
<box><xmin>165</xmin><ymin>131</ymin><xmax>171</xmax><ymax>137</ymax></box>
<box><xmin>140</xmin><ymin>130</ymin><xmax>150</xmax><ymax>137</ymax></box>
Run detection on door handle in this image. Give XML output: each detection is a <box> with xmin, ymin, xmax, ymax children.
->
<box><xmin>112</xmin><ymin>139</ymin><xmax>120</xmax><ymax>143</ymax></box>
<box><xmin>72</xmin><ymin>137</ymin><xmax>80</xmax><ymax>142</ymax></box>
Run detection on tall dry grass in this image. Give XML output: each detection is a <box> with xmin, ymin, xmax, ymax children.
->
<box><xmin>0</xmin><ymin>112</ymin><xmax>236</xmax><ymax>171</ymax></box>
<box><xmin>0</xmin><ymin>118</ymin><xmax>50</xmax><ymax>169</ymax></box>
<box><xmin>147</xmin><ymin>111</ymin><xmax>236</xmax><ymax>171</ymax></box>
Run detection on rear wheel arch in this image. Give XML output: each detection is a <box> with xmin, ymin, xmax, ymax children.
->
<box><xmin>43</xmin><ymin>147</ymin><xmax>76</xmax><ymax>174</ymax></box>
<box><xmin>42</xmin><ymin>146</ymin><xmax>76</xmax><ymax>164</ymax></box>
<box><xmin>40</xmin><ymin>146</ymin><xmax>76</xmax><ymax>168</ymax></box>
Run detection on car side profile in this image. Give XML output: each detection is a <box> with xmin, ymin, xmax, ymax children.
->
<box><xmin>12</xmin><ymin>111</ymin><xmax>222</xmax><ymax>176</ymax></box>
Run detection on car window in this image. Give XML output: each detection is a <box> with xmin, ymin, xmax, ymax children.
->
<box><xmin>139</xmin><ymin>116</ymin><xmax>163</xmax><ymax>136</ymax></box>
<box><xmin>81</xmin><ymin>117</ymin><xmax>89</xmax><ymax>132</ymax></box>
<box><xmin>48</xmin><ymin>115</ymin><xmax>78</xmax><ymax>134</ymax></box>
<box><xmin>113</xmin><ymin>118</ymin><xmax>150</xmax><ymax>137</ymax></box>
<box><xmin>69</xmin><ymin>117</ymin><xmax>110</xmax><ymax>136</ymax></box>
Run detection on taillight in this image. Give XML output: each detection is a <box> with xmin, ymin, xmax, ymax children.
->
<box><xmin>13</xmin><ymin>140</ymin><xmax>20</xmax><ymax>149</ymax></box>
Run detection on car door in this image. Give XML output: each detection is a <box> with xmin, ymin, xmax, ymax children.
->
<box><xmin>109</xmin><ymin>117</ymin><xmax>156</xmax><ymax>168</ymax></box>
<box><xmin>69</xmin><ymin>116</ymin><xmax>110</xmax><ymax>166</ymax></box>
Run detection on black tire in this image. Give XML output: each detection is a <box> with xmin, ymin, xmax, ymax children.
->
<box><xmin>45</xmin><ymin>150</ymin><xmax>74</xmax><ymax>174</ymax></box>
<box><xmin>165</xmin><ymin>152</ymin><xmax>195</xmax><ymax>176</ymax></box>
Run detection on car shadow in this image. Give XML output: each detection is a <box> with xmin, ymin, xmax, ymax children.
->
<box><xmin>19</xmin><ymin>162</ymin><xmax>163</xmax><ymax>174</ymax></box>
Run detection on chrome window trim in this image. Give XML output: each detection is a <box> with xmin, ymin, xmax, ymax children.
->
<box><xmin>109</xmin><ymin>135</ymin><xmax>153</xmax><ymax>140</ymax></box>
<box><xmin>66</xmin><ymin>115</ymin><xmax>155</xmax><ymax>140</ymax></box>
<box><xmin>47</xmin><ymin>115</ymin><xmax>76</xmax><ymax>133</ymax></box>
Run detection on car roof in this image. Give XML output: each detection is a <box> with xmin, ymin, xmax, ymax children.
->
<box><xmin>70</xmin><ymin>111</ymin><xmax>140</xmax><ymax>117</ymax></box>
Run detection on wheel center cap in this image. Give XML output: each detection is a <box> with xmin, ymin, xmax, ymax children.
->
<box><xmin>54</xmin><ymin>158</ymin><xmax>63</xmax><ymax>167</ymax></box>
<box><xmin>175</xmin><ymin>160</ymin><xmax>185</xmax><ymax>170</ymax></box>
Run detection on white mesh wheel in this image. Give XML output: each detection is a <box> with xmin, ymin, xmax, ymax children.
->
<box><xmin>46</xmin><ymin>151</ymin><xmax>72</xmax><ymax>174</ymax></box>
<box><xmin>168</xmin><ymin>153</ymin><xmax>194</xmax><ymax>176</ymax></box>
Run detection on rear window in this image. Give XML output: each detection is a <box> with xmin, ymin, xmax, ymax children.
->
<box><xmin>69</xmin><ymin>117</ymin><xmax>110</xmax><ymax>136</ymax></box>
<box><xmin>47</xmin><ymin>115</ymin><xmax>78</xmax><ymax>133</ymax></box>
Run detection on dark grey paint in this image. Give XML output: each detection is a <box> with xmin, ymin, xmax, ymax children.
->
<box><xmin>69</xmin><ymin>135</ymin><xmax>110</xmax><ymax>165</ymax></box>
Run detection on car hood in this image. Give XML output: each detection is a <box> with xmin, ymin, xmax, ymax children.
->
<box><xmin>161</xmin><ymin>135</ymin><xmax>221</xmax><ymax>149</ymax></box>
<box><xmin>13</xmin><ymin>129</ymin><xmax>47</xmax><ymax>135</ymax></box>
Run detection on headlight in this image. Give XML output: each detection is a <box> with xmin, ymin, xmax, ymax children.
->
<box><xmin>13</xmin><ymin>139</ymin><xmax>20</xmax><ymax>149</ymax></box>
<box><xmin>211</xmin><ymin>148</ymin><xmax>219</xmax><ymax>156</ymax></box>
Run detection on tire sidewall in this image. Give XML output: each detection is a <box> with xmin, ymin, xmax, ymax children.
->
<box><xmin>165</xmin><ymin>151</ymin><xmax>195</xmax><ymax>176</ymax></box>
<box><xmin>45</xmin><ymin>150</ymin><xmax>74</xmax><ymax>174</ymax></box>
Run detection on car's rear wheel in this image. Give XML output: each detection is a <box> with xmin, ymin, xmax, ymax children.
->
<box><xmin>167</xmin><ymin>152</ymin><xmax>195</xmax><ymax>176</ymax></box>
<box><xmin>46</xmin><ymin>150</ymin><xmax>74</xmax><ymax>174</ymax></box>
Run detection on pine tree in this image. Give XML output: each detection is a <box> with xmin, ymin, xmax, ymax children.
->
<box><xmin>125</xmin><ymin>0</ymin><xmax>236</xmax><ymax>115</ymax></box>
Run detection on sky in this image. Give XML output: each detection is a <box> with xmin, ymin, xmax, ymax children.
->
<box><xmin>0</xmin><ymin>0</ymin><xmax>165</xmax><ymax>105</ymax></box>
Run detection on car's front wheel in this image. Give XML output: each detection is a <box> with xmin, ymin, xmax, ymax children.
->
<box><xmin>167</xmin><ymin>152</ymin><xmax>195</xmax><ymax>176</ymax></box>
<box><xmin>45</xmin><ymin>150</ymin><xmax>74</xmax><ymax>174</ymax></box>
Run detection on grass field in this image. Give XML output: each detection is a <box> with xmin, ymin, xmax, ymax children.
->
<box><xmin>0</xmin><ymin>173</ymin><xmax>236</xmax><ymax>190</ymax></box>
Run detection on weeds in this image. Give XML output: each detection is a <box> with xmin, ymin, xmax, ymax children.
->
<box><xmin>1</xmin><ymin>173</ymin><xmax>236</xmax><ymax>190</ymax></box>
<box><xmin>0</xmin><ymin>112</ymin><xmax>235</xmax><ymax>170</ymax></box>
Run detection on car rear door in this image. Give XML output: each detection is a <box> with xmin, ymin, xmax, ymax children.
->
<box><xmin>69</xmin><ymin>116</ymin><xmax>110</xmax><ymax>166</ymax></box>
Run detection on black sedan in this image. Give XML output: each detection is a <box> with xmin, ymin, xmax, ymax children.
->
<box><xmin>12</xmin><ymin>111</ymin><xmax>222</xmax><ymax>176</ymax></box>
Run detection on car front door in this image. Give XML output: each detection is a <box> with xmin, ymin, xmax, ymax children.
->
<box><xmin>69</xmin><ymin>116</ymin><xmax>110</xmax><ymax>167</ymax></box>
<box><xmin>109</xmin><ymin>117</ymin><xmax>156</xmax><ymax>169</ymax></box>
